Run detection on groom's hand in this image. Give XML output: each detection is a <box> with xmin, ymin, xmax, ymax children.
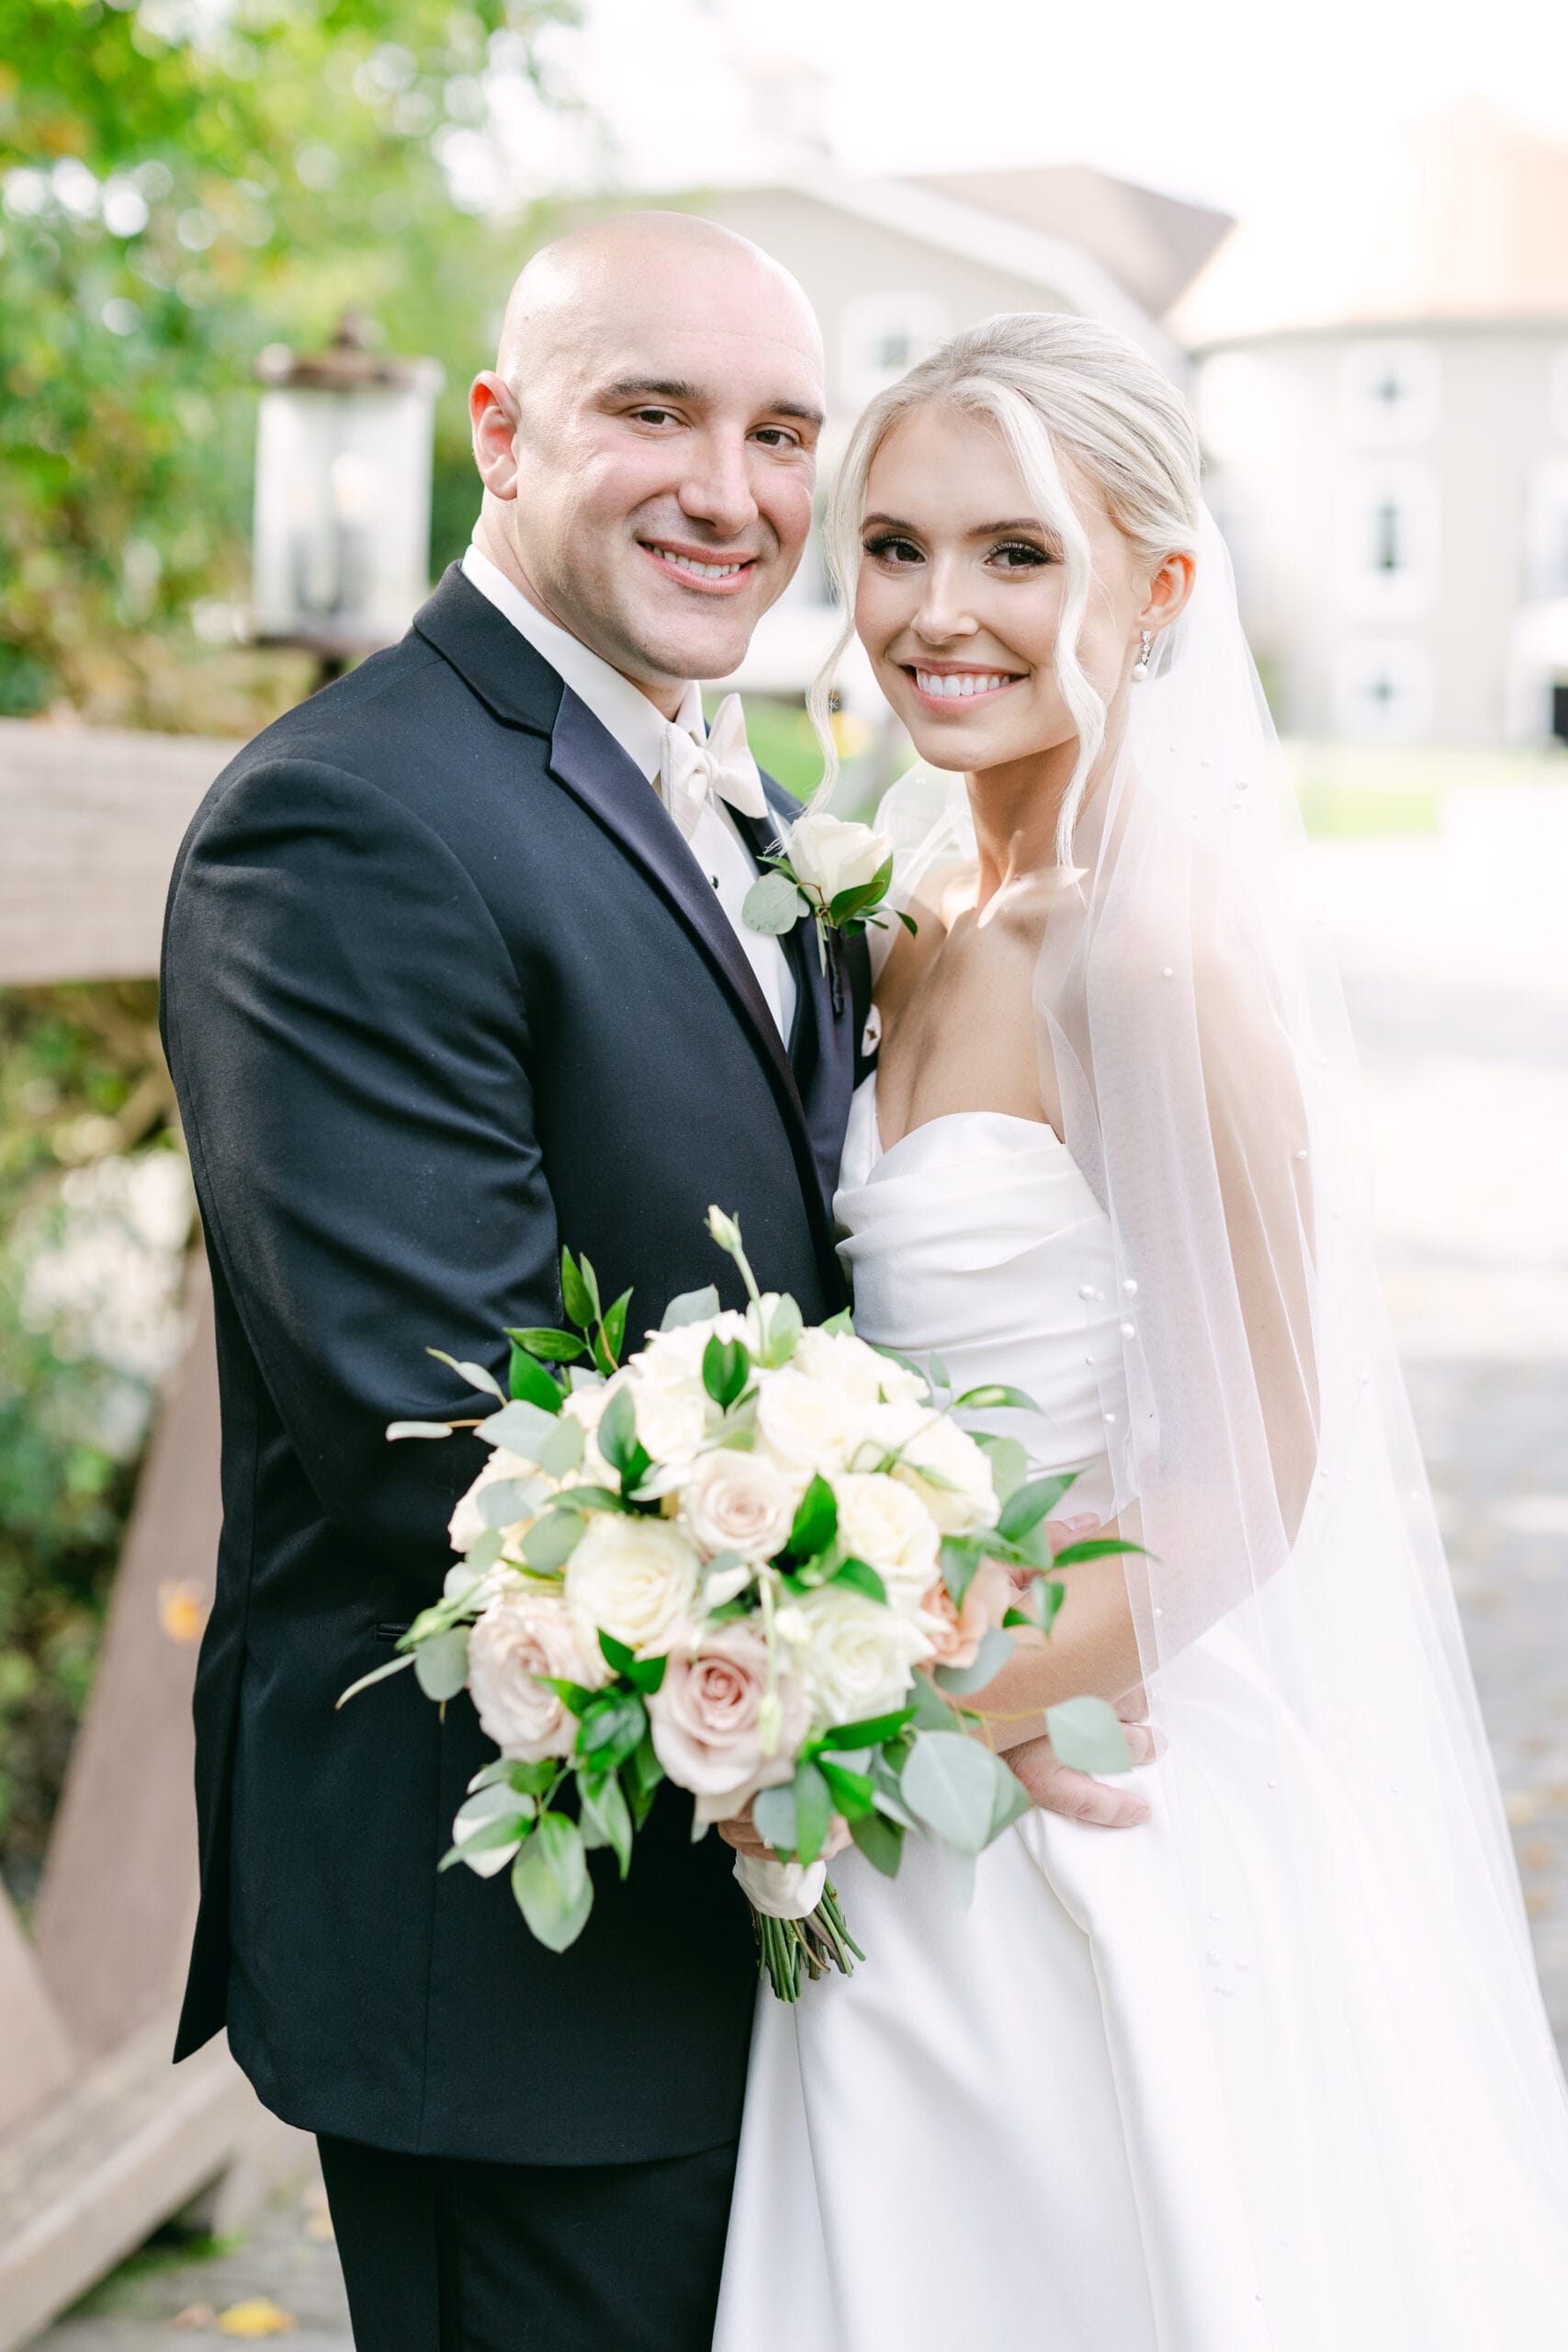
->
<box><xmin>1008</xmin><ymin>1688</ymin><xmax>1158</xmax><ymax>1830</ymax></box>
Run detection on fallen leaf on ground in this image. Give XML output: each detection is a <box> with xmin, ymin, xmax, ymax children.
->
<box><xmin>216</xmin><ymin>2301</ymin><xmax>297</xmax><ymax>2337</ymax></box>
<box><xmin>172</xmin><ymin>2308</ymin><xmax>213</xmax><ymax>2331</ymax></box>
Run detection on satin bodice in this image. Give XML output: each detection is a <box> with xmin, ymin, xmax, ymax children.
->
<box><xmin>834</xmin><ymin>1077</ymin><xmax>1125</xmax><ymax>1525</ymax></box>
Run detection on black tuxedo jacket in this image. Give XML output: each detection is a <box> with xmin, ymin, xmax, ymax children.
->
<box><xmin>161</xmin><ymin>565</ymin><xmax>870</xmax><ymax>2164</ymax></box>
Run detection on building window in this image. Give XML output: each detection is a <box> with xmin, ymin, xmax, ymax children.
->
<box><xmin>1525</xmin><ymin>457</ymin><xmax>1568</xmax><ymax>599</ymax></box>
<box><xmin>1331</xmin><ymin>640</ymin><xmax>1434</xmax><ymax>741</ymax></box>
<box><xmin>1338</xmin><ymin>341</ymin><xmax>1439</xmax><ymax>446</ymax></box>
<box><xmin>1340</xmin><ymin>462</ymin><xmax>1438</xmax><ymax>619</ymax></box>
<box><xmin>840</xmin><ymin>295</ymin><xmax>950</xmax><ymax>409</ymax></box>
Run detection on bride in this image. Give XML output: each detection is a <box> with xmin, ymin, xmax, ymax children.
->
<box><xmin>714</xmin><ymin>313</ymin><xmax>1568</xmax><ymax>2349</ymax></box>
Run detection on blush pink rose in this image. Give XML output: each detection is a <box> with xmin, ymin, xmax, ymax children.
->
<box><xmin>648</xmin><ymin>1618</ymin><xmax>809</xmax><ymax>1823</ymax></box>
<box><xmin>917</xmin><ymin>1555</ymin><xmax>1013</xmax><ymax>1673</ymax></box>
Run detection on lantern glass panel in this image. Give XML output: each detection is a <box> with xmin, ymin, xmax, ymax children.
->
<box><xmin>254</xmin><ymin>380</ymin><xmax>436</xmax><ymax>647</ymax></box>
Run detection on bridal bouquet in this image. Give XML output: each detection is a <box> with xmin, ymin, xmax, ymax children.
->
<box><xmin>341</xmin><ymin>1210</ymin><xmax>1133</xmax><ymax>1998</ymax></box>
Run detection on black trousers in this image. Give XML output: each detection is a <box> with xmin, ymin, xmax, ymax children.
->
<box><xmin>317</xmin><ymin>2132</ymin><xmax>740</xmax><ymax>2352</ymax></box>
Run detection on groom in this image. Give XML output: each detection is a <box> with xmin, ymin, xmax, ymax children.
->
<box><xmin>161</xmin><ymin>213</ymin><xmax>858</xmax><ymax>2351</ymax></box>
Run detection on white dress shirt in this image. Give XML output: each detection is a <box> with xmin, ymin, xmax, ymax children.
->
<box><xmin>460</xmin><ymin>545</ymin><xmax>796</xmax><ymax>1044</ymax></box>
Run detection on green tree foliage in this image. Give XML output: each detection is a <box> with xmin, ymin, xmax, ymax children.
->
<box><xmin>0</xmin><ymin>0</ymin><xmax>575</xmax><ymax>723</ymax></box>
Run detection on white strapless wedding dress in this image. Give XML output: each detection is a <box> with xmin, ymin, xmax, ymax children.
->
<box><xmin>713</xmin><ymin>1079</ymin><xmax>1567</xmax><ymax>2352</ymax></box>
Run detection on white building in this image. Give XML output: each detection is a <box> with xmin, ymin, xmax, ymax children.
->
<box><xmin>1172</xmin><ymin>103</ymin><xmax>1568</xmax><ymax>747</ymax></box>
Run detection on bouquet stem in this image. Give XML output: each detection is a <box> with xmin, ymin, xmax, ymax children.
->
<box><xmin>750</xmin><ymin>1882</ymin><xmax>866</xmax><ymax>2002</ymax></box>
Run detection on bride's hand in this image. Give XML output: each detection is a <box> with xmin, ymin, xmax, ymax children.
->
<box><xmin>717</xmin><ymin>1803</ymin><xmax>853</xmax><ymax>1864</ymax></box>
<box><xmin>1008</xmin><ymin>1687</ymin><xmax>1158</xmax><ymax>1831</ymax></box>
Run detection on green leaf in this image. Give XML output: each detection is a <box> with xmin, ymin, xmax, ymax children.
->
<box><xmin>536</xmin><ymin>1674</ymin><xmax>597</xmax><ymax>1717</ymax></box>
<box><xmin>908</xmin><ymin>1674</ymin><xmax>961</xmax><ymax>1732</ymax></box>
<box><xmin>752</xmin><ymin>1779</ymin><xmax>798</xmax><ymax>1857</ymax></box>
<box><xmin>1045</xmin><ymin>1695</ymin><xmax>1136</xmax><ymax>1775</ymax></box>
<box><xmin>703</xmin><ymin>1333</ymin><xmax>751</xmax><ymax>1408</ymax></box>
<box><xmin>426</xmin><ymin>1350</ymin><xmax>506</xmax><ymax>1402</ymax></box>
<box><xmin>558</xmin><ymin>1248</ymin><xmax>592</xmax><ymax>1329</ymax></box>
<box><xmin>505</xmin><ymin>1326</ymin><xmax>585</xmax><ymax>1364</ymax></box>
<box><xmin>933</xmin><ymin>1626</ymin><xmax>1014</xmax><ymax>1697</ymax></box>
<box><xmin>868</xmin><ymin>1342</ymin><xmax>931</xmax><ymax>1399</ymax></box>
<box><xmin>849</xmin><ymin>1806</ymin><xmax>906</xmax><ymax>1878</ymax></box>
<box><xmin>596</xmin><ymin>1385</ymin><xmax>641</xmax><ymax>1480</ymax></box>
<box><xmin>577</xmin><ymin>1769</ymin><xmax>634</xmax><ymax>1876</ymax></box>
<box><xmin>535</xmin><ymin>1416</ymin><xmax>586</xmax><ymax>1479</ymax></box>
<box><xmin>998</xmin><ymin>1472</ymin><xmax>1077</xmax><ymax>1544</ymax></box>
<box><xmin>953</xmin><ymin>1383</ymin><xmax>1040</xmax><ymax>1414</ymax></box>
<box><xmin>412</xmin><ymin>1627</ymin><xmax>469</xmax><ymax>1702</ymax></box>
<box><xmin>335</xmin><ymin>1652</ymin><xmax>417</xmax><ymax>1708</ymax></box>
<box><xmin>897</xmin><ymin>908</ymin><xmax>919</xmax><ymax>936</ymax></box>
<box><xmin>818</xmin><ymin>1705</ymin><xmax>916</xmax><ymax>1750</ymax></box>
<box><xmin>901</xmin><ymin>1729</ymin><xmax>1000</xmax><ymax>1852</ymax></box>
<box><xmin>661</xmin><ymin>1284</ymin><xmax>721</xmax><ymax>1331</ymax></box>
<box><xmin>827</xmin><ymin>854</ymin><xmax>894</xmax><ymax>924</ymax></box>
<box><xmin>468</xmin><ymin>1756</ymin><xmax>557</xmax><ymax>1798</ymax></box>
<box><xmin>521</xmin><ymin>1510</ymin><xmax>586</xmax><ymax>1573</ymax></box>
<box><xmin>987</xmin><ymin>1757</ymin><xmax>1032</xmax><ymax>1842</ymax></box>
<box><xmin>603</xmin><ymin>1287</ymin><xmax>634</xmax><ymax>1365</ymax></box>
<box><xmin>597</xmin><ymin>1629</ymin><xmax>667</xmax><ymax>1693</ymax></box>
<box><xmin>971</xmin><ymin>1432</ymin><xmax>1030</xmax><ymax>1505</ymax></box>
<box><xmin>577</xmin><ymin>1687</ymin><xmax>648</xmax><ymax>1770</ymax></box>
<box><xmin>829</xmin><ymin>1555</ymin><xmax>887</xmax><ymax>1604</ymax></box>
<box><xmin>761</xmin><ymin>1294</ymin><xmax>803</xmax><ymax>1367</ymax></box>
<box><xmin>940</xmin><ymin>1537</ymin><xmax>983</xmax><ymax>1612</ymax></box>
<box><xmin>438</xmin><ymin>1811</ymin><xmax>532</xmax><ymax>1871</ymax></box>
<box><xmin>508</xmin><ymin>1346</ymin><xmax>563</xmax><ymax>1413</ymax></box>
<box><xmin>386</xmin><ymin>1419</ymin><xmax>456</xmax><ymax>1442</ymax></box>
<box><xmin>626</xmin><ymin>1732</ymin><xmax>665</xmax><ymax>1827</ymax></box>
<box><xmin>788</xmin><ymin>1472</ymin><xmax>838</xmax><ymax>1563</ymax></box>
<box><xmin>793</xmin><ymin>1758</ymin><xmax>833</xmax><ymax>1867</ymax></box>
<box><xmin>1049</xmin><ymin>1537</ymin><xmax>1146</xmax><ymax>1566</ymax></box>
<box><xmin>819</xmin><ymin>1307</ymin><xmax>856</xmax><ymax>1337</ymax></box>
<box><xmin>817</xmin><ymin>1757</ymin><xmax>876</xmax><ymax>1820</ymax></box>
<box><xmin>743</xmin><ymin>871</ymin><xmax>810</xmax><ymax>935</ymax></box>
<box><xmin>477</xmin><ymin>1477</ymin><xmax>544</xmax><ymax>1532</ymax></box>
<box><xmin>511</xmin><ymin>1813</ymin><xmax>593</xmax><ymax>1952</ymax></box>
<box><xmin>479</xmin><ymin>1399</ymin><xmax>558</xmax><ymax>1459</ymax></box>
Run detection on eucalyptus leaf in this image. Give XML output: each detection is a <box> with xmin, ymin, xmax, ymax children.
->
<box><xmin>793</xmin><ymin>1758</ymin><xmax>833</xmax><ymax>1867</ymax></box>
<box><xmin>849</xmin><ymin>1806</ymin><xmax>905</xmax><ymax>1878</ymax></box>
<box><xmin>578</xmin><ymin>1770</ymin><xmax>634</xmax><ymax>1876</ymax></box>
<box><xmin>972</xmin><ymin>1432</ymin><xmax>1030</xmax><ymax>1505</ymax></box>
<box><xmin>412</xmin><ymin>1627</ymin><xmax>470</xmax><ymax>1703</ymax></box>
<box><xmin>1045</xmin><ymin>1695</ymin><xmax>1136</xmax><ymax>1776</ymax></box>
<box><xmin>439</xmin><ymin>1811</ymin><xmax>530</xmax><ymax>1876</ymax></box>
<box><xmin>954</xmin><ymin>1383</ymin><xmax>1041</xmax><ymax>1414</ymax></box>
<box><xmin>477</xmin><ymin>1477</ymin><xmax>544</xmax><ymax>1531</ymax></box>
<box><xmin>998</xmin><ymin>1472</ymin><xmax>1077</xmax><ymax>1544</ymax></box>
<box><xmin>536</xmin><ymin>1415</ymin><xmax>586</xmax><ymax>1479</ymax></box>
<box><xmin>522</xmin><ymin>1510</ymin><xmax>586</xmax><ymax>1573</ymax></box>
<box><xmin>752</xmin><ymin>1779</ymin><xmax>798</xmax><ymax>1858</ymax></box>
<box><xmin>819</xmin><ymin>1308</ymin><xmax>856</xmax><ymax>1337</ymax></box>
<box><xmin>597</xmin><ymin>1385</ymin><xmax>641</xmax><ymax>1479</ymax></box>
<box><xmin>908</xmin><ymin>1675</ymin><xmax>961</xmax><ymax>1733</ymax></box>
<box><xmin>511</xmin><ymin>1813</ymin><xmax>593</xmax><ymax>1951</ymax></box>
<box><xmin>901</xmin><ymin>1729</ymin><xmax>1001</xmax><ymax>1852</ymax></box>
<box><xmin>479</xmin><ymin>1399</ymin><xmax>558</xmax><ymax>1459</ymax></box>
<box><xmin>386</xmin><ymin>1419</ymin><xmax>455</xmax><ymax>1442</ymax></box>
<box><xmin>940</xmin><ymin>1538</ymin><xmax>983</xmax><ymax>1612</ymax></box>
<box><xmin>761</xmin><ymin>1294</ymin><xmax>803</xmax><ymax>1367</ymax></box>
<box><xmin>335</xmin><ymin>1652</ymin><xmax>416</xmax><ymax>1708</ymax></box>
<box><xmin>743</xmin><ymin>871</ymin><xmax>810</xmax><ymax>935</ymax></box>
<box><xmin>933</xmin><ymin>1625</ymin><xmax>1015</xmax><ymax>1697</ymax></box>
<box><xmin>577</xmin><ymin>1686</ymin><xmax>648</xmax><ymax>1770</ymax></box>
<box><xmin>463</xmin><ymin>1528</ymin><xmax>504</xmax><ymax>1575</ymax></box>
<box><xmin>426</xmin><ymin>1350</ymin><xmax>507</xmax><ymax>1402</ymax></box>
<box><xmin>661</xmin><ymin>1284</ymin><xmax>721</xmax><ymax>1331</ymax></box>
<box><xmin>986</xmin><ymin>1754</ymin><xmax>1032</xmax><ymax>1842</ymax></box>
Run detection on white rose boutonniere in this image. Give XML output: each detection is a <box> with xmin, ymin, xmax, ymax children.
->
<box><xmin>743</xmin><ymin>809</ymin><xmax>914</xmax><ymax>972</ymax></box>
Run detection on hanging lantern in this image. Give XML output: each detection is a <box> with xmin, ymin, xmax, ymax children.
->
<box><xmin>252</xmin><ymin>311</ymin><xmax>443</xmax><ymax>660</ymax></box>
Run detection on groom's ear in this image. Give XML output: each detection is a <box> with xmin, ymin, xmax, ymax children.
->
<box><xmin>470</xmin><ymin>372</ymin><xmax>522</xmax><ymax>500</ymax></box>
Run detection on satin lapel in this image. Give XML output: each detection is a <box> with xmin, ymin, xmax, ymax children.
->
<box><xmin>737</xmin><ymin>796</ymin><xmax>858</xmax><ymax>1214</ymax></box>
<box><xmin>547</xmin><ymin>691</ymin><xmax>838</xmax><ymax>1279</ymax></box>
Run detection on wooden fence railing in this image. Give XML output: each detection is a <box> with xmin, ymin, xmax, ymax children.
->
<box><xmin>0</xmin><ymin>720</ymin><xmax>310</xmax><ymax>2348</ymax></box>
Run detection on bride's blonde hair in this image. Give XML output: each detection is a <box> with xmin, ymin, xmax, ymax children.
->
<box><xmin>810</xmin><ymin>311</ymin><xmax>1202</xmax><ymax>858</ymax></box>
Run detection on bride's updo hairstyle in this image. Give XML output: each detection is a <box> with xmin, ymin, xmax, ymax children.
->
<box><xmin>811</xmin><ymin>311</ymin><xmax>1202</xmax><ymax>858</ymax></box>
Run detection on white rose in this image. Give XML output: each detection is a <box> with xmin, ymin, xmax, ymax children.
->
<box><xmin>785</xmin><ymin>812</ymin><xmax>893</xmax><ymax>907</ymax></box>
<box><xmin>625</xmin><ymin>1372</ymin><xmax>710</xmax><ymax>1468</ymax></box>
<box><xmin>633</xmin><ymin>1313</ymin><xmax>751</xmax><ymax>1389</ymax></box>
<box><xmin>790</xmin><ymin>1584</ymin><xmax>931</xmax><ymax>1728</ymax></box>
<box><xmin>755</xmin><ymin>1366</ymin><xmax>858</xmax><ymax>1477</ymax></box>
<box><xmin>680</xmin><ymin>1448</ymin><xmax>796</xmax><ymax>1562</ymax></box>
<box><xmin>852</xmin><ymin>1402</ymin><xmax>998</xmax><ymax>1536</ymax></box>
<box><xmin>468</xmin><ymin>1588</ymin><xmax>604</xmax><ymax>1762</ymax></box>
<box><xmin>563</xmin><ymin>1513</ymin><xmax>701</xmax><ymax>1654</ymax></box>
<box><xmin>832</xmin><ymin>1471</ymin><xmax>941</xmax><ymax>1607</ymax></box>
<box><xmin>793</xmin><ymin>1327</ymin><xmax>925</xmax><ymax>1408</ymax></box>
<box><xmin>447</xmin><ymin>1447</ymin><xmax>543</xmax><ymax>1555</ymax></box>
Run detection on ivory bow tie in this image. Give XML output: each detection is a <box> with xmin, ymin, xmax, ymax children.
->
<box><xmin>659</xmin><ymin>693</ymin><xmax>767</xmax><ymax>842</ymax></box>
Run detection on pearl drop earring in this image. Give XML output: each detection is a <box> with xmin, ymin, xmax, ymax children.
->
<box><xmin>1131</xmin><ymin>629</ymin><xmax>1153</xmax><ymax>683</ymax></box>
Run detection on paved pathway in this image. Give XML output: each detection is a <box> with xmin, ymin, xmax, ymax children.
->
<box><xmin>37</xmin><ymin>789</ymin><xmax>1568</xmax><ymax>2345</ymax></box>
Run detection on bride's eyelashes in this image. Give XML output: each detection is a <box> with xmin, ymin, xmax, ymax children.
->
<box><xmin>863</xmin><ymin>529</ymin><xmax>923</xmax><ymax>565</ymax></box>
<box><xmin>860</xmin><ymin>530</ymin><xmax>1055</xmax><ymax>571</ymax></box>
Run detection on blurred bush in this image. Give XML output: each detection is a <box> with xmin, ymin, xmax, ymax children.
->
<box><xmin>0</xmin><ymin>0</ymin><xmax>577</xmax><ymax>730</ymax></box>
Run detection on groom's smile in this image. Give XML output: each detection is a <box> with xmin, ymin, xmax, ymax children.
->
<box><xmin>637</xmin><ymin>537</ymin><xmax>760</xmax><ymax>595</ymax></box>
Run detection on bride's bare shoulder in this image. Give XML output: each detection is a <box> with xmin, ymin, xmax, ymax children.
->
<box><xmin>876</xmin><ymin>857</ymin><xmax>976</xmax><ymax>1002</ymax></box>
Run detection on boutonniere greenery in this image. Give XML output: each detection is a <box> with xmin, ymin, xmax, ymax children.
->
<box><xmin>743</xmin><ymin>810</ymin><xmax>916</xmax><ymax>972</ymax></box>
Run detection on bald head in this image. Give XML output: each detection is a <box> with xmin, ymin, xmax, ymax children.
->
<box><xmin>468</xmin><ymin>209</ymin><xmax>826</xmax><ymax>711</ymax></box>
<box><xmin>495</xmin><ymin>210</ymin><xmax>822</xmax><ymax>401</ymax></box>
